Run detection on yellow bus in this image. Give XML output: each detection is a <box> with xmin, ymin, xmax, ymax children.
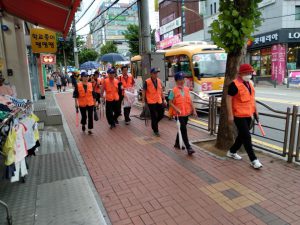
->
<box><xmin>131</xmin><ymin>43</ymin><xmax>227</xmax><ymax>99</ymax></box>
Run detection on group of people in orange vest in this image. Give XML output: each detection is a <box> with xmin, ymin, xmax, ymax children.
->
<box><xmin>73</xmin><ymin>63</ymin><xmax>262</xmax><ymax>169</ymax></box>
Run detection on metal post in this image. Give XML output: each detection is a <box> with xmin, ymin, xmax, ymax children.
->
<box><xmin>73</xmin><ymin>19</ymin><xmax>79</xmax><ymax>69</ymax></box>
<box><xmin>288</xmin><ymin>105</ymin><xmax>298</xmax><ymax>162</ymax></box>
<box><xmin>139</xmin><ymin>0</ymin><xmax>151</xmax><ymax>81</ymax></box>
<box><xmin>137</xmin><ymin>0</ymin><xmax>143</xmax><ymax>55</ymax></box>
<box><xmin>282</xmin><ymin>107</ymin><xmax>291</xmax><ymax>156</ymax></box>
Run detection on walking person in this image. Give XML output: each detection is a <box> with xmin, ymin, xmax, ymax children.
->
<box><xmin>227</xmin><ymin>64</ymin><xmax>263</xmax><ymax>169</ymax></box>
<box><xmin>119</xmin><ymin>65</ymin><xmax>135</xmax><ymax>124</ymax></box>
<box><xmin>102</xmin><ymin>68</ymin><xmax>120</xmax><ymax>129</ymax></box>
<box><xmin>73</xmin><ymin>72</ymin><xmax>95</xmax><ymax>135</ymax></box>
<box><xmin>142</xmin><ymin>68</ymin><xmax>166</xmax><ymax>137</ymax></box>
<box><xmin>61</xmin><ymin>73</ymin><xmax>67</xmax><ymax>92</ymax></box>
<box><xmin>92</xmin><ymin>71</ymin><xmax>102</xmax><ymax>110</ymax></box>
<box><xmin>55</xmin><ymin>74</ymin><xmax>62</xmax><ymax>92</ymax></box>
<box><xmin>169</xmin><ymin>72</ymin><xmax>197</xmax><ymax>155</ymax></box>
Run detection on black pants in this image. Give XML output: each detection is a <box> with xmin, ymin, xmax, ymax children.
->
<box><xmin>230</xmin><ymin>117</ymin><xmax>257</xmax><ymax>162</ymax></box>
<box><xmin>148</xmin><ymin>103</ymin><xmax>164</xmax><ymax>133</ymax></box>
<box><xmin>79</xmin><ymin>106</ymin><xmax>94</xmax><ymax>130</ymax></box>
<box><xmin>124</xmin><ymin>107</ymin><xmax>131</xmax><ymax>122</ymax></box>
<box><xmin>116</xmin><ymin>95</ymin><xmax>124</xmax><ymax>118</ymax></box>
<box><xmin>175</xmin><ymin>116</ymin><xmax>191</xmax><ymax>149</ymax></box>
<box><xmin>106</xmin><ymin>100</ymin><xmax>119</xmax><ymax>126</ymax></box>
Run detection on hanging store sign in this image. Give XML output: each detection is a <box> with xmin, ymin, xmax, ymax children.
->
<box><xmin>160</xmin><ymin>17</ymin><xmax>181</xmax><ymax>35</ymax></box>
<box><xmin>159</xmin><ymin>34</ymin><xmax>181</xmax><ymax>49</ymax></box>
<box><xmin>248</xmin><ymin>28</ymin><xmax>300</xmax><ymax>49</ymax></box>
<box><xmin>41</xmin><ymin>54</ymin><xmax>56</xmax><ymax>65</ymax></box>
<box><xmin>30</xmin><ymin>28</ymin><xmax>57</xmax><ymax>53</ymax></box>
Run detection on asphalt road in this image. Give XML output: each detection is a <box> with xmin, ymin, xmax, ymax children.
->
<box><xmin>254</xmin><ymin>85</ymin><xmax>300</xmax><ymax>153</ymax></box>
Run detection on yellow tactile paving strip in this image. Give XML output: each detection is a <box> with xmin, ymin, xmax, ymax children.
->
<box><xmin>200</xmin><ymin>179</ymin><xmax>266</xmax><ymax>213</ymax></box>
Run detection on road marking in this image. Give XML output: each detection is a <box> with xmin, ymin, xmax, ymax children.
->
<box><xmin>252</xmin><ymin>138</ymin><xmax>282</xmax><ymax>152</ymax></box>
<box><xmin>256</xmin><ymin>97</ymin><xmax>300</xmax><ymax>106</ymax></box>
<box><xmin>189</xmin><ymin>118</ymin><xmax>283</xmax><ymax>152</ymax></box>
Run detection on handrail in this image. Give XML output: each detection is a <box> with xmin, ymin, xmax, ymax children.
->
<box><xmin>190</xmin><ymin>91</ymin><xmax>210</xmax><ymax>103</ymax></box>
<box><xmin>256</xmin><ymin>100</ymin><xmax>289</xmax><ymax>115</ymax></box>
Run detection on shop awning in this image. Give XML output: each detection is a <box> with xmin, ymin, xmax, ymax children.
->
<box><xmin>0</xmin><ymin>0</ymin><xmax>80</xmax><ymax>37</ymax></box>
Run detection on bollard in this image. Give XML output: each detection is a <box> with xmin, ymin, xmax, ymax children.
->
<box><xmin>288</xmin><ymin>105</ymin><xmax>298</xmax><ymax>162</ymax></box>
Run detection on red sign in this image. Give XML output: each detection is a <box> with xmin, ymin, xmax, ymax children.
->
<box><xmin>271</xmin><ymin>44</ymin><xmax>286</xmax><ymax>84</ymax></box>
<box><xmin>159</xmin><ymin>34</ymin><xmax>181</xmax><ymax>49</ymax></box>
<box><xmin>41</xmin><ymin>54</ymin><xmax>56</xmax><ymax>64</ymax></box>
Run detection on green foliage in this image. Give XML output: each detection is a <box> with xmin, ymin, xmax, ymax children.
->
<box><xmin>79</xmin><ymin>48</ymin><xmax>99</xmax><ymax>64</ymax></box>
<box><xmin>123</xmin><ymin>24</ymin><xmax>139</xmax><ymax>56</ymax></box>
<box><xmin>210</xmin><ymin>0</ymin><xmax>263</xmax><ymax>54</ymax></box>
<box><xmin>100</xmin><ymin>41</ymin><xmax>118</xmax><ymax>56</ymax></box>
<box><xmin>123</xmin><ymin>24</ymin><xmax>157</xmax><ymax>55</ymax></box>
<box><xmin>56</xmin><ymin>34</ymin><xmax>85</xmax><ymax>66</ymax></box>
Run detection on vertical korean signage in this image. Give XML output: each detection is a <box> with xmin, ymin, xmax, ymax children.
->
<box><xmin>271</xmin><ymin>44</ymin><xmax>286</xmax><ymax>84</ymax></box>
<box><xmin>30</xmin><ymin>28</ymin><xmax>57</xmax><ymax>53</ymax></box>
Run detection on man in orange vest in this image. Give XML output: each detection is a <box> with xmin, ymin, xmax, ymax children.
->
<box><xmin>119</xmin><ymin>65</ymin><xmax>135</xmax><ymax>125</ymax></box>
<box><xmin>73</xmin><ymin>72</ymin><xmax>95</xmax><ymax>135</ymax></box>
<box><xmin>102</xmin><ymin>68</ymin><xmax>120</xmax><ymax>129</ymax></box>
<box><xmin>169</xmin><ymin>72</ymin><xmax>197</xmax><ymax>155</ymax></box>
<box><xmin>92</xmin><ymin>70</ymin><xmax>102</xmax><ymax>109</ymax></box>
<box><xmin>227</xmin><ymin>64</ymin><xmax>263</xmax><ymax>169</ymax></box>
<box><xmin>142</xmin><ymin>68</ymin><xmax>166</xmax><ymax>137</ymax></box>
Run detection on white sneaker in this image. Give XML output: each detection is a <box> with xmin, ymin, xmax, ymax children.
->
<box><xmin>227</xmin><ymin>151</ymin><xmax>242</xmax><ymax>160</ymax></box>
<box><xmin>251</xmin><ymin>159</ymin><xmax>263</xmax><ymax>169</ymax></box>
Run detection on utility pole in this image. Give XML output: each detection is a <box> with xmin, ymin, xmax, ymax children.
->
<box><xmin>73</xmin><ymin>19</ymin><xmax>79</xmax><ymax>69</ymax></box>
<box><xmin>139</xmin><ymin>0</ymin><xmax>151</xmax><ymax>81</ymax></box>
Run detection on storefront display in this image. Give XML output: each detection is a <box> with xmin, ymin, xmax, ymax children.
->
<box><xmin>248</xmin><ymin>28</ymin><xmax>300</xmax><ymax>84</ymax></box>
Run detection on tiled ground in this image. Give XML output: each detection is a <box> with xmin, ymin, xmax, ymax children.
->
<box><xmin>57</xmin><ymin>93</ymin><xmax>300</xmax><ymax>225</ymax></box>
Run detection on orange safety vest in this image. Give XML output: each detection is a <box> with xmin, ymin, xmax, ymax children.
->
<box><xmin>171</xmin><ymin>86</ymin><xmax>192</xmax><ymax>117</ymax></box>
<box><xmin>145</xmin><ymin>78</ymin><xmax>163</xmax><ymax>104</ymax></box>
<box><xmin>120</xmin><ymin>74</ymin><xmax>134</xmax><ymax>89</ymax></box>
<box><xmin>77</xmin><ymin>82</ymin><xmax>94</xmax><ymax>107</ymax></box>
<box><xmin>93</xmin><ymin>78</ymin><xmax>102</xmax><ymax>94</ymax></box>
<box><xmin>104</xmin><ymin>78</ymin><xmax>119</xmax><ymax>101</ymax></box>
<box><xmin>232</xmin><ymin>79</ymin><xmax>256</xmax><ymax>117</ymax></box>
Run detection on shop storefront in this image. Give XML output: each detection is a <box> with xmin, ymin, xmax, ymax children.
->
<box><xmin>248</xmin><ymin>28</ymin><xmax>300</xmax><ymax>85</ymax></box>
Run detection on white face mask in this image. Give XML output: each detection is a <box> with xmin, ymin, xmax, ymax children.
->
<box><xmin>242</xmin><ymin>75</ymin><xmax>252</xmax><ymax>82</ymax></box>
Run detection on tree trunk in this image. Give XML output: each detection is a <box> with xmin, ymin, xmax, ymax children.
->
<box><xmin>215</xmin><ymin>47</ymin><xmax>245</xmax><ymax>150</ymax></box>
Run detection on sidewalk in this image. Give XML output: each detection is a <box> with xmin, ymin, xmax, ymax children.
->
<box><xmin>56</xmin><ymin>92</ymin><xmax>300</xmax><ymax>225</ymax></box>
<box><xmin>0</xmin><ymin>94</ymin><xmax>108</xmax><ymax>225</ymax></box>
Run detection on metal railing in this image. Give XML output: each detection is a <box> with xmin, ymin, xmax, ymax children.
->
<box><xmin>190</xmin><ymin>94</ymin><xmax>300</xmax><ymax>163</ymax></box>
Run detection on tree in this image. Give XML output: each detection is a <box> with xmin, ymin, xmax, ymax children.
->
<box><xmin>123</xmin><ymin>24</ymin><xmax>139</xmax><ymax>56</ymax></box>
<box><xmin>210</xmin><ymin>0</ymin><xmax>262</xmax><ymax>149</ymax></box>
<box><xmin>56</xmin><ymin>34</ymin><xmax>85</xmax><ymax>67</ymax></box>
<box><xmin>123</xmin><ymin>24</ymin><xmax>157</xmax><ymax>55</ymax></box>
<box><xmin>100</xmin><ymin>41</ymin><xmax>118</xmax><ymax>56</ymax></box>
<box><xmin>79</xmin><ymin>48</ymin><xmax>99</xmax><ymax>64</ymax></box>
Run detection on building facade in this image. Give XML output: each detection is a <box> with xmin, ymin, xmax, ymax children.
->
<box><xmin>90</xmin><ymin>0</ymin><xmax>138</xmax><ymax>56</ymax></box>
<box><xmin>247</xmin><ymin>0</ymin><xmax>300</xmax><ymax>84</ymax></box>
<box><xmin>158</xmin><ymin>0</ymin><xmax>204</xmax><ymax>49</ymax></box>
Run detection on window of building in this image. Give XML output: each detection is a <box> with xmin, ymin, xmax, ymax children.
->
<box><xmin>210</xmin><ymin>4</ymin><xmax>213</xmax><ymax>15</ymax></box>
<box><xmin>296</xmin><ymin>6</ymin><xmax>300</xmax><ymax>20</ymax></box>
<box><xmin>214</xmin><ymin>2</ymin><xmax>217</xmax><ymax>14</ymax></box>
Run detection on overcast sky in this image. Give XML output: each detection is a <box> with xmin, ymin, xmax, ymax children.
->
<box><xmin>76</xmin><ymin>0</ymin><xmax>157</xmax><ymax>36</ymax></box>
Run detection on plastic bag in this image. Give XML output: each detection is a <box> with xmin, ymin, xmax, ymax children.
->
<box><xmin>124</xmin><ymin>90</ymin><xmax>137</xmax><ymax>108</ymax></box>
<box><xmin>176</xmin><ymin>116</ymin><xmax>183</xmax><ymax>149</ymax></box>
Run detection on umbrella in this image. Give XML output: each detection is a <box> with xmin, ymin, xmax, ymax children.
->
<box><xmin>100</xmin><ymin>53</ymin><xmax>126</xmax><ymax>62</ymax></box>
<box><xmin>80</xmin><ymin>61</ymin><xmax>100</xmax><ymax>70</ymax></box>
<box><xmin>176</xmin><ymin>116</ymin><xmax>184</xmax><ymax>149</ymax></box>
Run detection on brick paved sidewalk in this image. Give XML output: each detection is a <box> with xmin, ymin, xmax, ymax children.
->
<box><xmin>57</xmin><ymin>93</ymin><xmax>300</xmax><ymax>225</ymax></box>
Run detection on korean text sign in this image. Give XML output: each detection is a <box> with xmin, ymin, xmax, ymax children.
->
<box><xmin>30</xmin><ymin>29</ymin><xmax>57</xmax><ymax>53</ymax></box>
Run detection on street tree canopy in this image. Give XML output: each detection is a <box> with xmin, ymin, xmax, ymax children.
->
<box><xmin>210</xmin><ymin>0</ymin><xmax>262</xmax><ymax>149</ymax></box>
<box><xmin>79</xmin><ymin>48</ymin><xmax>99</xmax><ymax>64</ymax></box>
<box><xmin>100</xmin><ymin>41</ymin><xmax>118</xmax><ymax>56</ymax></box>
<box><xmin>123</xmin><ymin>24</ymin><xmax>157</xmax><ymax>56</ymax></box>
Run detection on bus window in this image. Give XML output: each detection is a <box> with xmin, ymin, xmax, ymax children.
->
<box><xmin>192</xmin><ymin>53</ymin><xmax>227</xmax><ymax>78</ymax></box>
<box><xmin>166</xmin><ymin>55</ymin><xmax>192</xmax><ymax>77</ymax></box>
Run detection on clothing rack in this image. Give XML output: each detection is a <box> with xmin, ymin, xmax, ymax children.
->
<box><xmin>0</xmin><ymin>102</ymin><xmax>32</xmax><ymax>225</ymax></box>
